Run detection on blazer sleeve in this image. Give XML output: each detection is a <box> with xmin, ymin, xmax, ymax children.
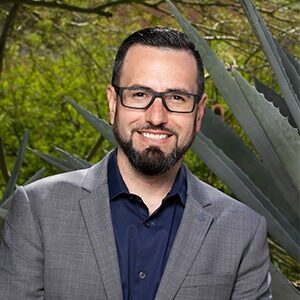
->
<box><xmin>0</xmin><ymin>186</ymin><xmax>44</xmax><ymax>300</ymax></box>
<box><xmin>231</xmin><ymin>215</ymin><xmax>272</xmax><ymax>299</ymax></box>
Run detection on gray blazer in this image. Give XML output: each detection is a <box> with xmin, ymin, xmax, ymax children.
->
<box><xmin>0</xmin><ymin>154</ymin><xmax>271</xmax><ymax>299</ymax></box>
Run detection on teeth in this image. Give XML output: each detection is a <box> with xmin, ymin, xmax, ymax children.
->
<box><xmin>142</xmin><ymin>132</ymin><xmax>168</xmax><ymax>140</ymax></box>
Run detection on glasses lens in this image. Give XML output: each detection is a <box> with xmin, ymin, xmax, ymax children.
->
<box><xmin>123</xmin><ymin>88</ymin><xmax>152</xmax><ymax>108</ymax></box>
<box><xmin>164</xmin><ymin>93</ymin><xmax>194</xmax><ymax>112</ymax></box>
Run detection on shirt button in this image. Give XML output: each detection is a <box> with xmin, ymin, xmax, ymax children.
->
<box><xmin>144</xmin><ymin>221</ymin><xmax>151</xmax><ymax>228</ymax></box>
<box><xmin>138</xmin><ymin>271</ymin><xmax>146</xmax><ymax>279</ymax></box>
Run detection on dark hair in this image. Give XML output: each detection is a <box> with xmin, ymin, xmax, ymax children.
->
<box><xmin>111</xmin><ymin>27</ymin><xmax>204</xmax><ymax>96</ymax></box>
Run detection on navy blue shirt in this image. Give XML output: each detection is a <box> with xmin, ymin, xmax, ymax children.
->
<box><xmin>108</xmin><ymin>151</ymin><xmax>187</xmax><ymax>300</ymax></box>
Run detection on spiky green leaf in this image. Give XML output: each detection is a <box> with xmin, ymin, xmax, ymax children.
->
<box><xmin>283</xmin><ymin>45</ymin><xmax>300</xmax><ymax>77</ymax></box>
<box><xmin>1</xmin><ymin>168</ymin><xmax>46</xmax><ymax>211</ymax></box>
<box><xmin>53</xmin><ymin>146</ymin><xmax>91</xmax><ymax>169</ymax></box>
<box><xmin>2</xmin><ymin>131</ymin><xmax>28</xmax><ymax>201</ymax></box>
<box><xmin>232</xmin><ymin>69</ymin><xmax>300</xmax><ymax>192</ymax></box>
<box><xmin>0</xmin><ymin>194</ymin><xmax>13</xmax><ymax>210</ymax></box>
<box><xmin>254</xmin><ymin>78</ymin><xmax>297</xmax><ymax>129</ymax></box>
<box><xmin>232</xmin><ymin>70</ymin><xmax>300</xmax><ymax>191</ymax></box>
<box><xmin>30</xmin><ymin>148</ymin><xmax>74</xmax><ymax>172</ymax></box>
<box><xmin>65</xmin><ymin>97</ymin><xmax>117</xmax><ymax>147</ymax></box>
<box><xmin>273</xmin><ymin>39</ymin><xmax>300</xmax><ymax>103</ymax></box>
<box><xmin>239</xmin><ymin>0</ymin><xmax>300</xmax><ymax>128</ymax></box>
<box><xmin>0</xmin><ymin>135</ymin><xmax>10</xmax><ymax>183</ymax></box>
<box><xmin>23</xmin><ymin>167</ymin><xmax>46</xmax><ymax>185</ymax></box>
<box><xmin>270</xmin><ymin>264</ymin><xmax>300</xmax><ymax>299</ymax></box>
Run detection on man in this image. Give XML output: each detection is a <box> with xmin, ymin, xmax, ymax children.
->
<box><xmin>0</xmin><ymin>27</ymin><xmax>271</xmax><ymax>299</ymax></box>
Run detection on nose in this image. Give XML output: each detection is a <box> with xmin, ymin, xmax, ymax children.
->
<box><xmin>144</xmin><ymin>97</ymin><xmax>168</xmax><ymax>126</ymax></box>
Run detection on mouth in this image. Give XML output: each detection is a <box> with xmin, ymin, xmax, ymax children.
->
<box><xmin>141</xmin><ymin>132</ymin><xmax>169</xmax><ymax>140</ymax></box>
<box><xmin>137</xmin><ymin>130</ymin><xmax>173</xmax><ymax>141</ymax></box>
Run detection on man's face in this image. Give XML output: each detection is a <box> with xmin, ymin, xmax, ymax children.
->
<box><xmin>107</xmin><ymin>44</ymin><xmax>206</xmax><ymax>176</ymax></box>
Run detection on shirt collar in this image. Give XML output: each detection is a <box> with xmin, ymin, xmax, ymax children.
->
<box><xmin>107</xmin><ymin>150</ymin><xmax>187</xmax><ymax>206</ymax></box>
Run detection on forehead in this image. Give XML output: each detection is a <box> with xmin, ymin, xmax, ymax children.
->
<box><xmin>119</xmin><ymin>44</ymin><xmax>198</xmax><ymax>91</ymax></box>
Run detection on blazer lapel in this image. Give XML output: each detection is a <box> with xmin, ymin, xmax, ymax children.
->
<box><xmin>79</xmin><ymin>155</ymin><xmax>123</xmax><ymax>300</ymax></box>
<box><xmin>155</xmin><ymin>171</ymin><xmax>214</xmax><ymax>300</ymax></box>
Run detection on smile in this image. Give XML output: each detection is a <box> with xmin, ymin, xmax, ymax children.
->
<box><xmin>141</xmin><ymin>132</ymin><xmax>170</xmax><ymax>140</ymax></box>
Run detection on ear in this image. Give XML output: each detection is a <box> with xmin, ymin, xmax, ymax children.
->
<box><xmin>195</xmin><ymin>93</ymin><xmax>207</xmax><ymax>133</ymax></box>
<box><xmin>107</xmin><ymin>84</ymin><xmax>117</xmax><ymax>125</ymax></box>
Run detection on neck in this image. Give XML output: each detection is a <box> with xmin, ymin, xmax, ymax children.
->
<box><xmin>116</xmin><ymin>149</ymin><xmax>181</xmax><ymax>214</ymax></box>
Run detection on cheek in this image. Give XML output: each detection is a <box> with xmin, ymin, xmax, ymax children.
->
<box><xmin>120</xmin><ymin>108</ymin><xmax>147</xmax><ymax>128</ymax></box>
<box><xmin>114</xmin><ymin>108</ymin><xmax>140</xmax><ymax>136</ymax></box>
<box><xmin>177</xmin><ymin>116</ymin><xmax>197</xmax><ymax>137</ymax></box>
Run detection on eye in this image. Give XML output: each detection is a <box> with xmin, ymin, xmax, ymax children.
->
<box><xmin>169</xmin><ymin>94</ymin><xmax>187</xmax><ymax>102</ymax></box>
<box><xmin>128</xmin><ymin>89</ymin><xmax>152</xmax><ymax>100</ymax></box>
<box><xmin>132</xmin><ymin>91</ymin><xmax>146</xmax><ymax>98</ymax></box>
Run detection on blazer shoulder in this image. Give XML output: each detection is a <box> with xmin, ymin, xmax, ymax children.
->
<box><xmin>15</xmin><ymin>155</ymin><xmax>110</xmax><ymax>213</ymax></box>
<box><xmin>24</xmin><ymin>167</ymin><xmax>89</xmax><ymax>194</ymax></box>
<box><xmin>24</xmin><ymin>153</ymin><xmax>110</xmax><ymax>193</ymax></box>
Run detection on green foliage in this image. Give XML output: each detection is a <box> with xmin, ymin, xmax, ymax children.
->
<box><xmin>239</xmin><ymin>0</ymin><xmax>300</xmax><ymax>129</ymax></box>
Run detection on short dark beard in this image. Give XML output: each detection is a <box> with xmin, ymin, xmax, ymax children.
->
<box><xmin>116</xmin><ymin>138</ymin><xmax>184</xmax><ymax>176</ymax></box>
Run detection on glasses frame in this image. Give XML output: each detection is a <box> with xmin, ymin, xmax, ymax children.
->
<box><xmin>113</xmin><ymin>85</ymin><xmax>201</xmax><ymax>113</ymax></box>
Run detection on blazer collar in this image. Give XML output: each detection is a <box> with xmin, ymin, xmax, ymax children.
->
<box><xmin>79</xmin><ymin>153</ymin><xmax>123</xmax><ymax>300</ymax></box>
<box><xmin>155</xmin><ymin>169</ymin><xmax>214</xmax><ymax>300</ymax></box>
<box><xmin>80</xmin><ymin>153</ymin><xmax>111</xmax><ymax>193</ymax></box>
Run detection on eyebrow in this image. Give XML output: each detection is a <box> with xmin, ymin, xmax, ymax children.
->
<box><xmin>166</xmin><ymin>88</ymin><xmax>194</xmax><ymax>94</ymax></box>
<box><xmin>126</xmin><ymin>85</ymin><xmax>194</xmax><ymax>94</ymax></box>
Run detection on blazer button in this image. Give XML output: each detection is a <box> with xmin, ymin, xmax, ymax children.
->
<box><xmin>144</xmin><ymin>221</ymin><xmax>151</xmax><ymax>228</ymax></box>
